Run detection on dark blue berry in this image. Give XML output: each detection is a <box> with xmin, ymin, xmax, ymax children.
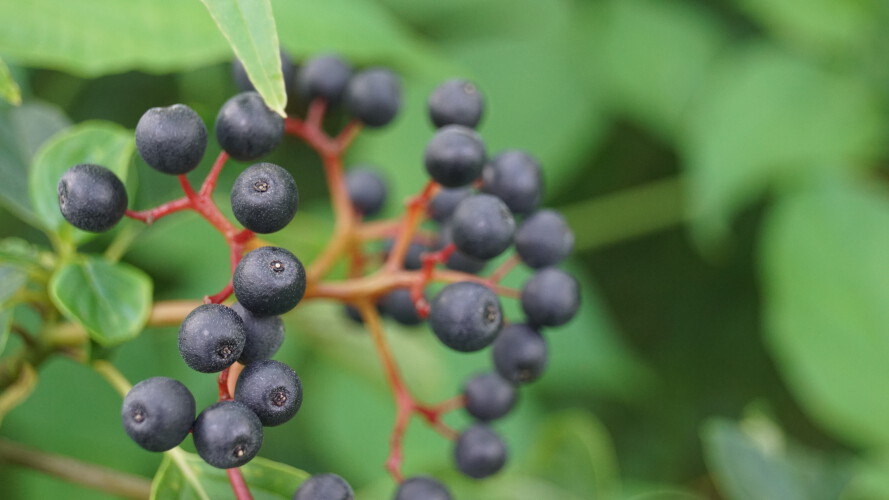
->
<box><xmin>58</xmin><ymin>163</ymin><xmax>127</xmax><ymax>233</ymax></box>
<box><xmin>235</xmin><ymin>359</ymin><xmax>302</xmax><ymax>426</ymax></box>
<box><xmin>135</xmin><ymin>104</ymin><xmax>207</xmax><ymax>175</ymax></box>
<box><xmin>424</xmin><ymin>125</ymin><xmax>486</xmax><ymax>188</ymax></box>
<box><xmin>454</xmin><ymin>424</ymin><xmax>507</xmax><ymax>479</ymax></box>
<box><xmin>492</xmin><ymin>323</ymin><xmax>547</xmax><ymax>384</ymax></box>
<box><xmin>481</xmin><ymin>150</ymin><xmax>543</xmax><ymax>216</ymax></box>
<box><xmin>232</xmin><ymin>49</ymin><xmax>297</xmax><ymax>97</ymax></box>
<box><xmin>429</xmin><ymin>282</ymin><xmax>502</xmax><ymax>352</ymax></box>
<box><xmin>178</xmin><ymin>304</ymin><xmax>246</xmax><ymax>373</ymax></box>
<box><xmin>293</xmin><ymin>473</ymin><xmax>354</xmax><ymax>500</ymax></box>
<box><xmin>521</xmin><ymin>268</ymin><xmax>580</xmax><ymax>327</ymax></box>
<box><xmin>216</xmin><ymin>91</ymin><xmax>284</xmax><ymax>161</ymax></box>
<box><xmin>192</xmin><ymin>401</ymin><xmax>263</xmax><ymax>469</ymax></box>
<box><xmin>121</xmin><ymin>377</ymin><xmax>195</xmax><ymax>452</ymax></box>
<box><xmin>428</xmin><ymin>79</ymin><xmax>484</xmax><ymax>129</ymax></box>
<box><xmin>463</xmin><ymin>372</ymin><xmax>517</xmax><ymax>421</ymax></box>
<box><xmin>383</xmin><ymin>239</ymin><xmax>426</xmax><ymax>271</ymax></box>
<box><xmin>380</xmin><ymin>288</ymin><xmax>424</xmax><ymax>326</ymax></box>
<box><xmin>231</xmin><ymin>302</ymin><xmax>285</xmax><ymax>364</ymax></box>
<box><xmin>428</xmin><ymin>186</ymin><xmax>472</xmax><ymax>223</ymax></box>
<box><xmin>233</xmin><ymin>246</ymin><xmax>306</xmax><ymax>316</ymax></box>
<box><xmin>297</xmin><ymin>54</ymin><xmax>352</xmax><ymax>106</ymax></box>
<box><xmin>394</xmin><ymin>476</ymin><xmax>452</xmax><ymax>500</ymax></box>
<box><xmin>450</xmin><ymin>194</ymin><xmax>515</xmax><ymax>260</ymax></box>
<box><xmin>230</xmin><ymin>162</ymin><xmax>299</xmax><ymax>234</ymax></box>
<box><xmin>437</xmin><ymin>225</ymin><xmax>486</xmax><ymax>274</ymax></box>
<box><xmin>346</xmin><ymin>68</ymin><xmax>401</xmax><ymax>127</ymax></box>
<box><xmin>514</xmin><ymin>210</ymin><xmax>574</xmax><ymax>269</ymax></box>
<box><xmin>345</xmin><ymin>167</ymin><xmax>387</xmax><ymax>216</ymax></box>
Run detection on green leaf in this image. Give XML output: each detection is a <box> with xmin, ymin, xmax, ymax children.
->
<box><xmin>151</xmin><ymin>450</ymin><xmax>308</xmax><ymax>500</ymax></box>
<box><xmin>761</xmin><ymin>174</ymin><xmax>889</xmax><ymax>447</ymax></box>
<box><xmin>0</xmin><ymin>308</ymin><xmax>12</xmax><ymax>358</ymax></box>
<box><xmin>0</xmin><ymin>265</ymin><xmax>27</xmax><ymax>306</ymax></box>
<box><xmin>0</xmin><ymin>101</ymin><xmax>70</xmax><ymax>227</ymax></box>
<box><xmin>199</xmin><ymin>0</ymin><xmax>286</xmax><ymax>117</ymax></box>
<box><xmin>28</xmin><ymin>121</ymin><xmax>134</xmax><ymax>241</ymax></box>
<box><xmin>49</xmin><ymin>255</ymin><xmax>152</xmax><ymax>346</ymax></box>
<box><xmin>685</xmin><ymin>44</ymin><xmax>885</xmax><ymax>243</ymax></box>
<box><xmin>0</xmin><ymin>362</ymin><xmax>37</xmax><ymax>427</ymax></box>
<box><xmin>0</xmin><ymin>57</ymin><xmax>21</xmax><ymax>105</ymax></box>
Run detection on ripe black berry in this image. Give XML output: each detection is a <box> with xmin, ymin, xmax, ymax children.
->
<box><xmin>428</xmin><ymin>79</ymin><xmax>484</xmax><ymax>129</ymax></box>
<box><xmin>230</xmin><ymin>162</ymin><xmax>299</xmax><ymax>234</ymax></box>
<box><xmin>346</xmin><ymin>67</ymin><xmax>401</xmax><ymax>127</ymax></box>
<box><xmin>380</xmin><ymin>288</ymin><xmax>424</xmax><ymax>326</ymax></box>
<box><xmin>192</xmin><ymin>401</ymin><xmax>263</xmax><ymax>469</ymax></box>
<box><xmin>345</xmin><ymin>167</ymin><xmax>387</xmax><ymax>216</ymax></box>
<box><xmin>296</xmin><ymin>54</ymin><xmax>353</xmax><ymax>106</ymax></box>
<box><xmin>293</xmin><ymin>473</ymin><xmax>354</xmax><ymax>500</ymax></box>
<box><xmin>428</xmin><ymin>282</ymin><xmax>502</xmax><ymax>352</ymax></box>
<box><xmin>394</xmin><ymin>476</ymin><xmax>452</xmax><ymax>500</ymax></box>
<box><xmin>454</xmin><ymin>423</ymin><xmax>507</xmax><ymax>479</ymax></box>
<box><xmin>231</xmin><ymin>302</ymin><xmax>285</xmax><ymax>364</ymax></box>
<box><xmin>492</xmin><ymin>323</ymin><xmax>547</xmax><ymax>384</ymax></box>
<box><xmin>178</xmin><ymin>304</ymin><xmax>246</xmax><ymax>373</ymax></box>
<box><xmin>216</xmin><ymin>91</ymin><xmax>284</xmax><ymax>161</ymax></box>
<box><xmin>232</xmin><ymin>49</ymin><xmax>297</xmax><ymax>97</ymax></box>
<box><xmin>428</xmin><ymin>186</ymin><xmax>472</xmax><ymax>223</ymax></box>
<box><xmin>481</xmin><ymin>150</ymin><xmax>543</xmax><ymax>216</ymax></box>
<box><xmin>463</xmin><ymin>372</ymin><xmax>517</xmax><ymax>421</ymax></box>
<box><xmin>57</xmin><ymin>163</ymin><xmax>127</xmax><ymax>233</ymax></box>
<box><xmin>514</xmin><ymin>209</ymin><xmax>574</xmax><ymax>269</ymax></box>
<box><xmin>437</xmin><ymin>225</ymin><xmax>486</xmax><ymax>274</ymax></box>
<box><xmin>450</xmin><ymin>194</ymin><xmax>515</xmax><ymax>260</ymax></box>
<box><xmin>234</xmin><ymin>359</ymin><xmax>302</xmax><ymax>426</ymax></box>
<box><xmin>521</xmin><ymin>268</ymin><xmax>581</xmax><ymax>327</ymax></box>
<box><xmin>121</xmin><ymin>377</ymin><xmax>195</xmax><ymax>452</ymax></box>
<box><xmin>233</xmin><ymin>246</ymin><xmax>306</xmax><ymax>316</ymax></box>
<box><xmin>423</xmin><ymin>125</ymin><xmax>486</xmax><ymax>188</ymax></box>
<box><xmin>135</xmin><ymin>104</ymin><xmax>207</xmax><ymax>175</ymax></box>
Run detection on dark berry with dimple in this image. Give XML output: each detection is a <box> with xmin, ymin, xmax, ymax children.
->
<box><xmin>514</xmin><ymin>209</ymin><xmax>574</xmax><ymax>269</ymax></box>
<box><xmin>121</xmin><ymin>377</ymin><xmax>195</xmax><ymax>452</ymax></box>
<box><xmin>424</xmin><ymin>125</ymin><xmax>486</xmax><ymax>188</ymax></box>
<box><xmin>428</xmin><ymin>186</ymin><xmax>472</xmax><ymax>223</ymax></box>
<box><xmin>428</xmin><ymin>79</ymin><xmax>484</xmax><ymax>129</ymax></box>
<box><xmin>235</xmin><ymin>359</ymin><xmax>302</xmax><ymax>426</ymax></box>
<box><xmin>233</xmin><ymin>246</ymin><xmax>306</xmax><ymax>316</ymax></box>
<box><xmin>216</xmin><ymin>91</ymin><xmax>284</xmax><ymax>161</ymax></box>
<box><xmin>463</xmin><ymin>372</ymin><xmax>517</xmax><ymax>421</ymax></box>
<box><xmin>230</xmin><ymin>162</ymin><xmax>299</xmax><ymax>234</ymax></box>
<box><xmin>492</xmin><ymin>323</ymin><xmax>547</xmax><ymax>384</ymax></box>
<box><xmin>345</xmin><ymin>167</ymin><xmax>387</xmax><ymax>216</ymax></box>
<box><xmin>454</xmin><ymin>423</ymin><xmax>507</xmax><ymax>479</ymax></box>
<box><xmin>429</xmin><ymin>282</ymin><xmax>502</xmax><ymax>352</ymax></box>
<box><xmin>380</xmin><ymin>288</ymin><xmax>424</xmax><ymax>326</ymax></box>
<box><xmin>192</xmin><ymin>401</ymin><xmax>263</xmax><ymax>469</ymax></box>
<box><xmin>135</xmin><ymin>104</ymin><xmax>207</xmax><ymax>175</ymax></box>
<box><xmin>481</xmin><ymin>150</ymin><xmax>543</xmax><ymax>215</ymax></box>
<box><xmin>346</xmin><ymin>68</ymin><xmax>401</xmax><ymax>127</ymax></box>
<box><xmin>450</xmin><ymin>194</ymin><xmax>515</xmax><ymax>260</ymax></box>
<box><xmin>394</xmin><ymin>476</ymin><xmax>452</xmax><ymax>500</ymax></box>
<box><xmin>58</xmin><ymin>164</ymin><xmax>128</xmax><ymax>233</ymax></box>
<box><xmin>521</xmin><ymin>268</ymin><xmax>581</xmax><ymax>327</ymax></box>
<box><xmin>231</xmin><ymin>302</ymin><xmax>284</xmax><ymax>364</ymax></box>
<box><xmin>297</xmin><ymin>54</ymin><xmax>352</xmax><ymax>106</ymax></box>
<box><xmin>232</xmin><ymin>48</ymin><xmax>297</xmax><ymax>97</ymax></box>
<box><xmin>178</xmin><ymin>304</ymin><xmax>246</xmax><ymax>373</ymax></box>
<box><xmin>292</xmin><ymin>473</ymin><xmax>354</xmax><ymax>500</ymax></box>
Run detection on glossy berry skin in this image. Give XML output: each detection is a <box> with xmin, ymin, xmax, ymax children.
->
<box><xmin>121</xmin><ymin>377</ymin><xmax>195</xmax><ymax>452</ymax></box>
<box><xmin>521</xmin><ymin>268</ymin><xmax>581</xmax><ymax>327</ymax></box>
<box><xmin>297</xmin><ymin>54</ymin><xmax>352</xmax><ymax>106</ymax></box>
<box><xmin>454</xmin><ymin>423</ymin><xmax>507</xmax><ymax>479</ymax></box>
<box><xmin>463</xmin><ymin>372</ymin><xmax>517</xmax><ymax>421</ymax></box>
<box><xmin>192</xmin><ymin>401</ymin><xmax>263</xmax><ymax>469</ymax></box>
<box><xmin>231</xmin><ymin>302</ymin><xmax>284</xmax><ymax>364</ymax></box>
<box><xmin>429</xmin><ymin>282</ymin><xmax>502</xmax><ymax>352</ymax></box>
<box><xmin>233</xmin><ymin>246</ymin><xmax>306</xmax><ymax>317</ymax></box>
<box><xmin>293</xmin><ymin>473</ymin><xmax>354</xmax><ymax>500</ymax></box>
<box><xmin>135</xmin><ymin>104</ymin><xmax>207</xmax><ymax>175</ymax></box>
<box><xmin>394</xmin><ymin>476</ymin><xmax>452</xmax><ymax>500</ymax></box>
<box><xmin>345</xmin><ymin>167</ymin><xmax>387</xmax><ymax>216</ymax></box>
<box><xmin>492</xmin><ymin>323</ymin><xmax>547</xmax><ymax>384</ymax></box>
<box><xmin>232</xmin><ymin>49</ymin><xmax>297</xmax><ymax>97</ymax></box>
<box><xmin>380</xmin><ymin>288</ymin><xmax>424</xmax><ymax>326</ymax></box>
<box><xmin>215</xmin><ymin>91</ymin><xmax>284</xmax><ymax>161</ymax></box>
<box><xmin>437</xmin><ymin>225</ymin><xmax>486</xmax><ymax>274</ymax></box>
<box><xmin>424</xmin><ymin>125</ymin><xmax>486</xmax><ymax>188</ymax></box>
<box><xmin>57</xmin><ymin>164</ymin><xmax>127</xmax><ymax>233</ymax></box>
<box><xmin>235</xmin><ymin>359</ymin><xmax>302</xmax><ymax>426</ymax></box>
<box><xmin>514</xmin><ymin>209</ymin><xmax>574</xmax><ymax>269</ymax></box>
<box><xmin>230</xmin><ymin>162</ymin><xmax>299</xmax><ymax>234</ymax></box>
<box><xmin>346</xmin><ymin>67</ymin><xmax>401</xmax><ymax>127</ymax></box>
<box><xmin>450</xmin><ymin>194</ymin><xmax>515</xmax><ymax>260</ymax></box>
<box><xmin>428</xmin><ymin>186</ymin><xmax>472</xmax><ymax>223</ymax></box>
<box><xmin>481</xmin><ymin>150</ymin><xmax>543</xmax><ymax>216</ymax></box>
<box><xmin>178</xmin><ymin>304</ymin><xmax>246</xmax><ymax>373</ymax></box>
<box><xmin>428</xmin><ymin>79</ymin><xmax>484</xmax><ymax>129</ymax></box>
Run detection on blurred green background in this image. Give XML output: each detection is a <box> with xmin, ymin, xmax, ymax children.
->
<box><xmin>2</xmin><ymin>0</ymin><xmax>889</xmax><ymax>498</ymax></box>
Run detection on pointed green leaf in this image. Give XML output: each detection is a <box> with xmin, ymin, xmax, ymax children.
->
<box><xmin>199</xmin><ymin>0</ymin><xmax>286</xmax><ymax>116</ymax></box>
<box><xmin>49</xmin><ymin>255</ymin><xmax>152</xmax><ymax>346</ymax></box>
<box><xmin>28</xmin><ymin>121</ymin><xmax>134</xmax><ymax>242</ymax></box>
<box><xmin>0</xmin><ymin>57</ymin><xmax>21</xmax><ymax>105</ymax></box>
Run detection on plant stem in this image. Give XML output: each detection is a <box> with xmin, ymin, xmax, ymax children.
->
<box><xmin>93</xmin><ymin>360</ymin><xmax>133</xmax><ymax>397</ymax></box>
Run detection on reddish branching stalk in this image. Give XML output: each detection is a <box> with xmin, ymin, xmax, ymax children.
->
<box><xmin>226</xmin><ymin>468</ymin><xmax>254</xmax><ymax>500</ymax></box>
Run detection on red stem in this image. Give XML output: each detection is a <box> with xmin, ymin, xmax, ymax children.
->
<box><xmin>199</xmin><ymin>151</ymin><xmax>230</xmax><ymax>197</ymax></box>
<box><xmin>226</xmin><ymin>468</ymin><xmax>254</xmax><ymax>500</ymax></box>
